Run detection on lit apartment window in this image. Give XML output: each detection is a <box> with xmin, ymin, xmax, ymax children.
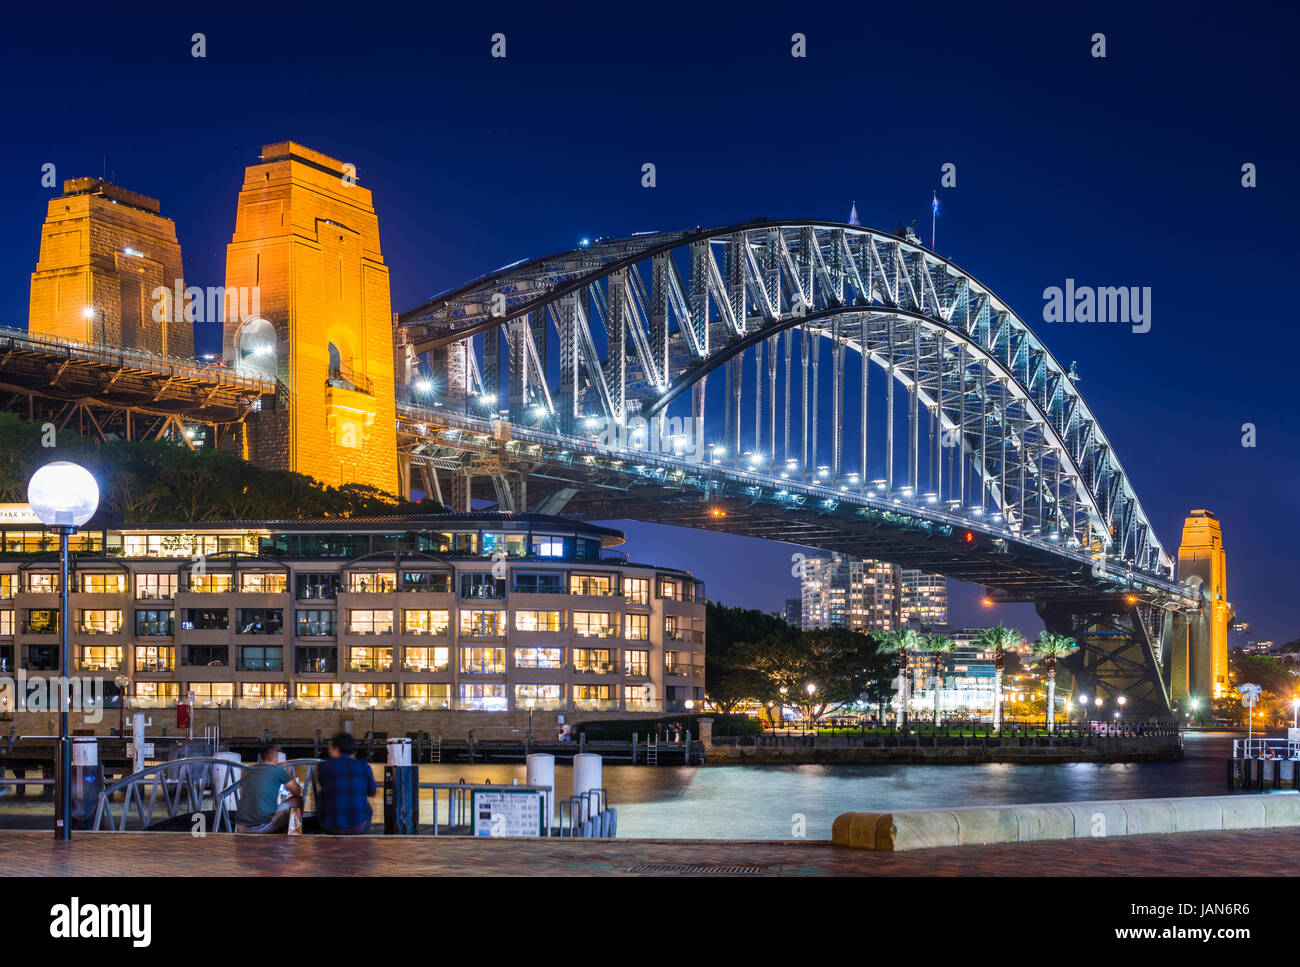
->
<box><xmin>296</xmin><ymin>573</ymin><xmax>341</xmax><ymax>600</ymax></box>
<box><xmin>0</xmin><ymin>611</ymin><xmax>13</xmax><ymax>636</ymax></box>
<box><xmin>573</xmin><ymin>648</ymin><xmax>613</xmax><ymax>673</ymax></box>
<box><xmin>401</xmin><ymin>572</ymin><xmax>450</xmax><ymax>593</ymax></box>
<box><xmin>624</xmin><ymin>614</ymin><xmax>648</xmax><ymax>641</ymax></box>
<box><xmin>237</xmin><ymin>609</ymin><xmax>283</xmax><ymax>635</ymax></box>
<box><xmin>460</xmin><ymin>573</ymin><xmax>506</xmax><ymax>600</ymax></box>
<box><xmin>514</xmin><ymin>647</ymin><xmax>564</xmax><ymax>669</ymax></box>
<box><xmin>460</xmin><ymin>647</ymin><xmax>506</xmax><ymax>674</ymax></box>
<box><xmin>0</xmin><ymin>575</ymin><xmax>15</xmax><ymax>598</ymax></box>
<box><xmin>134</xmin><ymin>682</ymin><xmax>180</xmax><ymax>707</ymax></box>
<box><xmin>296</xmin><ymin>610</ymin><xmax>336</xmax><ymax>637</ymax></box>
<box><xmin>188</xmin><ymin>683</ymin><xmax>234</xmax><ymax>707</ymax></box>
<box><xmin>623</xmin><ymin>577</ymin><xmax>650</xmax><ymax>606</ymax></box>
<box><xmin>348</xmin><ymin>571</ymin><xmax>396</xmax><ymax>593</ymax></box>
<box><xmin>458</xmin><ymin>683</ymin><xmax>506</xmax><ymax>711</ymax></box>
<box><xmin>187</xmin><ymin>573</ymin><xmax>234</xmax><ymax>593</ymax></box>
<box><xmin>459</xmin><ymin>610</ymin><xmax>504</xmax><ymax>638</ymax></box>
<box><xmin>403</xmin><ymin>609</ymin><xmax>450</xmax><ymax>635</ymax></box>
<box><xmin>240</xmin><ymin>572</ymin><xmax>287</xmax><ymax>594</ymax></box>
<box><xmin>134</xmin><ymin>645</ymin><xmax>174</xmax><ymax>673</ymax></box>
<box><xmin>296</xmin><ymin>683</ymin><xmax>342</xmax><ymax>707</ymax></box>
<box><xmin>574</xmin><ymin>684</ymin><xmax>612</xmax><ymax>702</ymax></box>
<box><xmin>136</xmin><ymin>574</ymin><xmax>177</xmax><ymax>600</ymax></box>
<box><xmin>515</xmin><ymin>610</ymin><xmax>562</xmax><ymax>632</ymax></box>
<box><xmin>570</xmin><ymin>574</ymin><xmax>614</xmax><ymax>596</ymax></box>
<box><xmin>347</xmin><ymin>610</ymin><xmax>393</xmax><ymax>635</ymax></box>
<box><xmin>514</xmin><ymin>683</ymin><xmax>563</xmax><ymax>708</ymax></box>
<box><xmin>346</xmin><ymin>682</ymin><xmax>395</xmax><ymax>704</ymax></box>
<box><xmin>80</xmin><ymin>573</ymin><xmax>126</xmax><ymax>593</ymax></box>
<box><xmin>402</xmin><ymin>683</ymin><xmax>451</xmax><ymax>709</ymax></box>
<box><xmin>22</xmin><ymin>609</ymin><xmax>59</xmax><ymax>634</ymax></box>
<box><xmin>347</xmin><ymin>646</ymin><xmax>393</xmax><ymax>672</ymax></box>
<box><xmin>296</xmin><ymin>647</ymin><xmax>337</xmax><ymax>673</ymax></box>
<box><xmin>403</xmin><ymin>646</ymin><xmax>449</xmax><ymax>672</ymax></box>
<box><xmin>659</xmin><ymin>577</ymin><xmax>680</xmax><ymax>601</ymax></box>
<box><xmin>77</xmin><ymin>646</ymin><xmax>122</xmax><ymax>671</ymax></box>
<box><xmin>572</xmin><ymin>612</ymin><xmax>614</xmax><ymax>638</ymax></box>
<box><xmin>624</xmin><ymin>649</ymin><xmax>650</xmax><ymax>677</ymax></box>
<box><xmin>180</xmin><ymin>608</ymin><xmax>225</xmax><ymax>631</ymax></box>
<box><xmin>482</xmin><ymin>533</ymin><xmax>527</xmax><ymax>558</ymax></box>
<box><xmin>625</xmin><ymin>684</ymin><xmax>654</xmax><ymax>710</ymax></box>
<box><xmin>78</xmin><ymin>610</ymin><xmax>123</xmax><ymax>634</ymax></box>
<box><xmin>26</xmin><ymin>573</ymin><xmax>59</xmax><ymax>594</ymax></box>
<box><xmin>530</xmin><ymin>535</ymin><xmax>566</xmax><ymax>557</ymax></box>
<box><xmin>240</xmin><ymin>682</ymin><xmax>287</xmax><ymax>707</ymax></box>
<box><xmin>665</xmin><ymin>651</ymin><xmax>691</xmax><ymax>676</ymax></box>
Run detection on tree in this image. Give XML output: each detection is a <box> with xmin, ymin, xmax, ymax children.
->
<box><xmin>1030</xmin><ymin>632</ymin><xmax>1079</xmax><ymax>732</ymax></box>
<box><xmin>704</xmin><ymin>602</ymin><xmax>791</xmax><ymax>713</ymax></box>
<box><xmin>976</xmin><ymin>623</ymin><xmax>1022</xmax><ymax>729</ymax></box>
<box><xmin>926</xmin><ymin>634</ymin><xmax>958</xmax><ymax>724</ymax></box>
<box><xmin>878</xmin><ymin>628</ymin><xmax>925</xmax><ymax>728</ymax></box>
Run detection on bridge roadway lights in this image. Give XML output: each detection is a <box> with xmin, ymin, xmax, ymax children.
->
<box><xmin>831</xmin><ymin>794</ymin><xmax>1300</xmax><ymax>851</ymax></box>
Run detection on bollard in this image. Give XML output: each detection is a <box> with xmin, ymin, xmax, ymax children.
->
<box><xmin>384</xmin><ymin>738</ymin><xmax>417</xmax><ymax>835</ymax></box>
<box><xmin>70</xmin><ymin>736</ymin><xmax>101</xmax><ymax>826</ymax></box>
<box><xmin>526</xmin><ymin>753</ymin><xmax>555</xmax><ymax>833</ymax></box>
<box><xmin>572</xmin><ymin>753</ymin><xmax>602</xmax><ymax>823</ymax></box>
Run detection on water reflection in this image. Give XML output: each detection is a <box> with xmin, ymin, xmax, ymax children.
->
<box><xmin>0</xmin><ymin>733</ymin><xmax>1242</xmax><ymax>840</ymax></box>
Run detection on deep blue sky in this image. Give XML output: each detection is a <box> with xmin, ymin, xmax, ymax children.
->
<box><xmin>1</xmin><ymin>1</ymin><xmax>1295</xmax><ymax>642</ymax></box>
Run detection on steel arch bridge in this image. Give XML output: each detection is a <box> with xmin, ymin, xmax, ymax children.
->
<box><xmin>395</xmin><ymin>219</ymin><xmax>1203</xmax><ymax>716</ymax></box>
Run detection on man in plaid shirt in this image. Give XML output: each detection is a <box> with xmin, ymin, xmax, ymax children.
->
<box><xmin>315</xmin><ymin>732</ymin><xmax>377</xmax><ymax>834</ymax></box>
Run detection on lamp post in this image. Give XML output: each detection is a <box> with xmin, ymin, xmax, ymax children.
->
<box><xmin>525</xmin><ymin>697</ymin><xmax>536</xmax><ymax>745</ymax></box>
<box><xmin>779</xmin><ymin>685</ymin><xmax>788</xmax><ymax>733</ymax></box>
<box><xmin>805</xmin><ymin>683</ymin><xmax>816</xmax><ymax>735</ymax></box>
<box><xmin>369</xmin><ymin>696</ymin><xmax>378</xmax><ymax>734</ymax></box>
<box><xmin>27</xmin><ymin>460</ymin><xmax>100</xmax><ymax>842</ymax></box>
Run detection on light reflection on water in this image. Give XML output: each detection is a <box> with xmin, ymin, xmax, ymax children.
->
<box><xmin>0</xmin><ymin>733</ymin><xmax>1241</xmax><ymax>840</ymax></box>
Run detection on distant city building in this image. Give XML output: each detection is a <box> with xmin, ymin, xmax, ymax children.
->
<box><xmin>784</xmin><ymin>598</ymin><xmax>802</xmax><ymax>627</ymax></box>
<box><xmin>799</xmin><ymin>553</ymin><xmax>946</xmax><ymax>633</ymax></box>
<box><xmin>906</xmin><ymin>627</ymin><xmax>997</xmax><ymax>718</ymax></box>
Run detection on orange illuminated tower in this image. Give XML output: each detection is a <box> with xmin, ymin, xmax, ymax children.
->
<box><xmin>1170</xmin><ymin>510</ymin><xmax>1232</xmax><ymax>705</ymax></box>
<box><xmin>223</xmin><ymin>143</ymin><xmax>398</xmax><ymax>493</ymax></box>
<box><xmin>29</xmin><ymin>178</ymin><xmax>192</xmax><ymax>357</ymax></box>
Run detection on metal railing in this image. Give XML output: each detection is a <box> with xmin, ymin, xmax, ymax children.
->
<box><xmin>91</xmin><ymin>756</ymin><xmax>322</xmax><ymax>832</ymax></box>
<box><xmin>1232</xmin><ymin>737</ymin><xmax>1300</xmax><ymax>760</ymax></box>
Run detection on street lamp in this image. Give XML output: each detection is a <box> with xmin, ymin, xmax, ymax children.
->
<box><xmin>525</xmin><ymin>697</ymin><xmax>536</xmax><ymax>744</ymax></box>
<box><xmin>28</xmin><ymin>460</ymin><xmax>99</xmax><ymax>842</ymax></box>
<box><xmin>1291</xmin><ymin>697</ymin><xmax>1299</xmax><ymax>730</ymax></box>
<box><xmin>82</xmin><ymin>306</ymin><xmax>106</xmax><ymax>346</ymax></box>
<box><xmin>368</xmin><ymin>696</ymin><xmax>378</xmax><ymax>734</ymax></box>
<box><xmin>805</xmin><ymin>683</ymin><xmax>816</xmax><ymax>734</ymax></box>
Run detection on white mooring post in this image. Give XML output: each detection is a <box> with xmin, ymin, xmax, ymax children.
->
<box><xmin>526</xmin><ymin>752</ymin><xmax>555</xmax><ymax>833</ymax></box>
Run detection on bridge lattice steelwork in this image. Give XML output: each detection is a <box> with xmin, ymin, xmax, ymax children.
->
<box><xmin>397</xmin><ymin>220</ymin><xmax>1202</xmax><ymax>716</ymax></box>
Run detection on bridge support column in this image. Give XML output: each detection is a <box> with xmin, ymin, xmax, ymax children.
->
<box><xmin>1038</xmin><ymin>599</ymin><xmax>1173</xmax><ymax>719</ymax></box>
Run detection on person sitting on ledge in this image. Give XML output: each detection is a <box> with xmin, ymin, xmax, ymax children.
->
<box><xmin>235</xmin><ymin>743</ymin><xmax>302</xmax><ymax>833</ymax></box>
<box><xmin>316</xmin><ymin>732</ymin><xmax>377</xmax><ymax>835</ymax></box>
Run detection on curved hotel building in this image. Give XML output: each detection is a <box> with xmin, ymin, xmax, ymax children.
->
<box><xmin>0</xmin><ymin>513</ymin><xmax>706</xmax><ymax>737</ymax></box>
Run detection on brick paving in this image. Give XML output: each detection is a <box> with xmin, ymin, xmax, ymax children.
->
<box><xmin>0</xmin><ymin>826</ymin><xmax>1297</xmax><ymax>876</ymax></box>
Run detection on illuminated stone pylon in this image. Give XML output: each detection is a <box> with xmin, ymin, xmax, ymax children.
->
<box><xmin>1169</xmin><ymin>510</ymin><xmax>1232</xmax><ymax>705</ymax></box>
<box><xmin>29</xmin><ymin>178</ymin><xmax>191</xmax><ymax>357</ymax></box>
<box><xmin>223</xmin><ymin>143</ymin><xmax>398</xmax><ymax>493</ymax></box>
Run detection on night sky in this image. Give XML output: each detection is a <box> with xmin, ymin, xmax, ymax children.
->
<box><xmin>1</xmin><ymin>1</ymin><xmax>1295</xmax><ymax>643</ymax></box>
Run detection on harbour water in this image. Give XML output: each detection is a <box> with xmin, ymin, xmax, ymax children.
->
<box><xmin>0</xmin><ymin>732</ymin><xmax>1244</xmax><ymax>839</ymax></box>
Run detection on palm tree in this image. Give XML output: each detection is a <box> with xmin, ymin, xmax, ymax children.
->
<box><xmin>1031</xmin><ymin>632</ymin><xmax>1079</xmax><ymax>733</ymax></box>
<box><xmin>926</xmin><ymin>634</ymin><xmax>958</xmax><ymax>726</ymax></box>
<box><xmin>976</xmin><ymin>623</ymin><xmax>1021</xmax><ymax>730</ymax></box>
<box><xmin>879</xmin><ymin>628</ymin><xmax>925</xmax><ymax>729</ymax></box>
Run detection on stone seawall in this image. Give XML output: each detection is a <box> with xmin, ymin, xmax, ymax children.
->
<box><xmin>833</xmin><ymin>792</ymin><xmax>1298</xmax><ymax>851</ymax></box>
